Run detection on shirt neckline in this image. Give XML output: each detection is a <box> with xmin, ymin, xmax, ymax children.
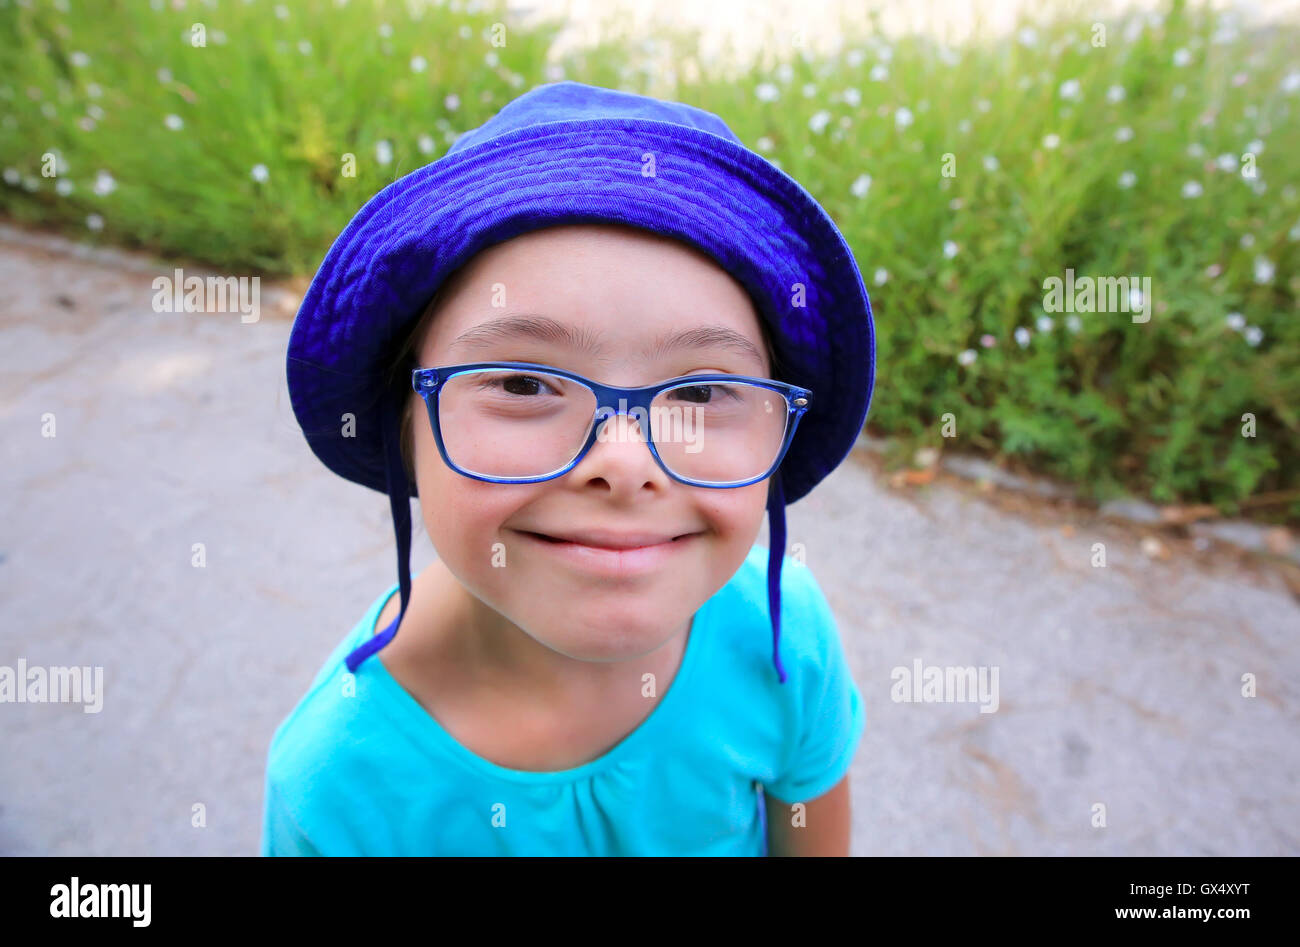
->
<box><xmin>356</xmin><ymin>582</ymin><xmax>708</xmax><ymax>784</ymax></box>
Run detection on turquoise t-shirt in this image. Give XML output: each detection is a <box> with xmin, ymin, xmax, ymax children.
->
<box><xmin>260</xmin><ymin>544</ymin><xmax>865</xmax><ymax>856</ymax></box>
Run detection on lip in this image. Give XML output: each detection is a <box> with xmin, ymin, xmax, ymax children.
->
<box><xmin>513</xmin><ymin>529</ymin><xmax>700</xmax><ymax>578</ymax></box>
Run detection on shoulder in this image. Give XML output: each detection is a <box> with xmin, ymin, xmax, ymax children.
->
<box><xmin>710</xmin><ymin>545</ymin><xmax>839</xmax><ymax>660</ymax></box>
<box><xmin>694</xmin><ymin>545</ymin><xmax>844</xmax><ymax>696</ymax></box>
<box><xmin>264</xmin><ymin>583</ymin><xmax>401</xmax><ymax>800</ymax></box>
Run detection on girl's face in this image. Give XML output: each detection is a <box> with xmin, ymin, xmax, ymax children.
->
<box><xmin>408</xmin><ymin>223</ymin><xmax>774</xmax><ymax>671</ymax></box>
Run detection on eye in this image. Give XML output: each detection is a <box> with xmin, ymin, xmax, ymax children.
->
<box><xmin>668</xmin><ymin>383</ymin><xmax>741</xmax><ymax>404</ymax></box>
<box><xmin>477</xmin><ymin>374</ymin><xmax>560</xmax><ymax>397</ymax></box>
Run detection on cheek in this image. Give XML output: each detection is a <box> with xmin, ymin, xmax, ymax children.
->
<box><xmin>694</xmin><ymin>481</ymin><xmax>771</xmax><ymax>539</ymax></box>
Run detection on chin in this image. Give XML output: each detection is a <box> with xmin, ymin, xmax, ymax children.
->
<box><xmin>538</xmin><ymin>618</ymin><xmax>683</xmax><ymax>664</ymax></box>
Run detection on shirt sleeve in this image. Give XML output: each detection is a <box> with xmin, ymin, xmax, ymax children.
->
<box><xmin>763</xmin><ymin>565</ymin><xmax>866</xmax><ymax>804</ymax></box>
<box><xmin>260</xmin><ymin>777</ymin><xmax>323</xmax><ymax>857</ymax></box>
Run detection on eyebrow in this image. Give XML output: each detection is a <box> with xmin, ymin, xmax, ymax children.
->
<box><xmin>448</xmin><ymin>314</ymin><xmax>768</xmax><ymax>370</ymax></box>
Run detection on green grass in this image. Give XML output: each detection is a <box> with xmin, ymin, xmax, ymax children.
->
<box><xmin>1</xmin><ymin>0</ymin><xmax>1296</xmax><ymax>515</ymax></box>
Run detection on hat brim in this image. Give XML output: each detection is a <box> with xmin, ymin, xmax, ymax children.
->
<box><xmin>287</xmin><ymin>118</ymin><xmax>875</xmax><ymax>505</ymax></box>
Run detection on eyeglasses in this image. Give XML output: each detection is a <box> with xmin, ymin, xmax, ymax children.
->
<box><xmin>411</xmin><ymin>361</ymin><xmax>812</xmax><ymax>488</ymax></box>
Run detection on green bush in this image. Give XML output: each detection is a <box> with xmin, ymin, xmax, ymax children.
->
<box><xmin>1</xmin><ymin>0</ymin><xmax>1295</xmax><ymax>515</ymax></box>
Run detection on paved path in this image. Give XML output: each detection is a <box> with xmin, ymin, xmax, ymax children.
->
<box><xmin>1</xmin><ymin>229</ymin><xmax>1296</xmax><ymax>855</ymax></box>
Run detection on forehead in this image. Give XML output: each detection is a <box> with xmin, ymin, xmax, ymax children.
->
<box><xmin>417</xmin><ymin>224</ymin><xmax>770</xmax><ymax>373</ymax></box>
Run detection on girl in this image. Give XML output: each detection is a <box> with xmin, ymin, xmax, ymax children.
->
<box><xmin>264</xmin><ymin>80</ymin><xmax>875</xmax><ymax>856</ymax></box>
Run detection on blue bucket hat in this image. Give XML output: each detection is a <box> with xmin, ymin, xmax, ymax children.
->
<box><xmin>286</xmin><ymin>80</ymin><xmax>875</xmax><ymax>684</ymax></box>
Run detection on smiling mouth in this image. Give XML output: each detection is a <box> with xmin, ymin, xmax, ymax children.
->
<box><xmin>522</xmin><ymin>531</ymin><xmax>695</xmax><ymax>547</ymax></box>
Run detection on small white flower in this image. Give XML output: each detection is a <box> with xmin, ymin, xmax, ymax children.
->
<box><xmin>1186</xmin><ymin>142</ymin><xmax>1204</xmax><ymax>158</ymax></box>
<box><xmin>417</xmin><ymin>134</ymin><xmax>435</xmax><ymax>155</ymax></box>
<box><xmin>1018</xmin><ymin>27</ymin><xmax>1038</xmax><ymax>47</ymax></box>
<box><xmin>164</xmin><ymin>113</ymin><xmax>183</xmax><ymax>130</ymax></box>
<box><xmin>375</xmin><ymin>140</ymin><xmax>393</xmax><ymax>165</ymax></box>
<box><xmin>1182</xmin><ymin>181</ymin><xmax>1203</xmax><ymax>198</ymax></box>
<box><xmin>776</xmin><ymin>63</ymin><xmax>793</xmax><ymax>83</ymax></box>
<box><xmin>1014</xmin><ymin>326</ymin><xmax>1031</xmax><ymax>347</ymax></box>
<box><xmin>983</xmin><ymin>155</ymin><xmax>999</xmax><ymax>172</ymax></box>
<box><xmin>809</xmin><ymin>110</ymin><xmax>831</xmax><ymax>133</ymax></box>
<box><xmin>378</xmin><ymin>23</ymin><xmax>393</xmax><ymax>38</ymax></box>
<box><xmin>69</xmin><ymin>51</ymin><xmax>90</xmax><ymax>68</ymax></box>
<box><xmin>87</xmin><ymin>103</ymin><xmax>104</xmax><ymax>120</ymax></box>
<box><xmin>157</xmin><ymin>67</ymin><xmax>172</xmax><ymax>84</ymax></box>
<box><xmin>1216</xmin><ymin>153</ymin><xmax>1237</xmax><ymax>172</ymax></box>
<box><xmin>457</xmin><ymin>25</ymin><xmax>471</xmax><ymax>39</ymax></box>
<box><xmin>802</xmin><ymin>83</ymin><xmax>817</xmax><ymax>98</ymax></box>
<box><xmin>86</xmin><ymin>213</ymin><xmax>104</xmax><ymax>231</ymax></box>
<box><xmin>755</xmin><ymin>82</ymin><xmax>779</xmax><ymax>102</ymax></box>
<box><xmin>1036</xmin><ymin>315</ymin><xmax>1054</xmax><ymax>332</ymax></box>
<box><xmin>1065</xmin><ymin>315</ymin><xmax>1082</xmax><ymax>333</ymax></box>
<box><xmin>410</xmin><ymin>55</ymin><xmax>427</xmax><ymax>73</ymax></box>
<box><xmin>874</xmin><ymin>268</ymin><xmax>888</xmax><ymax>286</ymax></box>
<box><xmin>484</xmin><ymin>51</ymin><xmax>498</xmax><ymax>68</ymax></box>
<box><xmin>1118</xmin><ymin>171</ymin><xmax>1137</xmax><ymax>189</ymax></box>
<box><xmin>1280</xmin><ymin>71</ymin><xmax>1300</xmax><ymax>93</ymax></box>
<box><xmin>1246</xmin><ymin>138</ymin><xmax>1264</xmax><ymax>154</ymax></box>
<box><xmin>1115</xmin><ymin>125</ymin><xmax>1134</xmax><ymax>142</ymax></box>
<box><xmin>1173</xmin><ymin>47</ymin><xmax>1191</xmax><ymax>67</ymax></box>
<box><xmin>1205</xmin><ymin>263</ymin><xmax>1222</xmax><ymax>278</ymax></box>
<box><xmin>1058</xmin><ymin>78</ymin><xmax>1081</xmax><ymax>100</ymax></box>
<box><xmin>86</xmin><ymin>82</ymin><xmax>102</xmax><ymax>98</ymax></box>
<box><xmin>2</xmin><ymin>167</ymin><xmax>19</xmax><ymax>185</ymax></box>
<box><xmin>250</xmin><ymin>163</ymin><xmax>269</xmax><ymax>182</ymax></box>
<box><xmin>755</xmin><ymin>136</ymin><xmax>774</xmax><ymax>152</ymax></box>
<box><xmin>1243</xmin><ymin>325</ymin><xmax>1263</xmax><ymax>346</ymax></box>
<box><xmin>869</xmin><ymin>64</ymin><xmax>888</xmax><ymax>82</ymax></box>
<box><xmin>1043</xmin><ymin>133</ymin><xmax>1060</xmax><ymax>149</ymax></box>
<box><xmin>444</xmin><ymin>93</ymin><xmax>460</xmax><ymax>111</ymax></box>
<box><xmin>1225</xmin><ymin>312</ymin><xmax>1246</xmax><ymax>331</ymax></box>
<box><xmin>298</xmin><ymin>40</ymin><xmax>312</xmax><ymax>55</ymax></box>
<box><xmin>957</xmin><ymin>349</ymin><xmax>977</xmax><ymax>366</ymax></box>
<box><xmin>850</xmin><ymin>173</ymin><xmax>871</xmax><ymax>198</ymax></box>
<box><xmin>943</xmin><ymin>240</ymin><xmax>959</xmax><ymax>258</ymax></box>
<box><xmin>842</xmin><ymin>87</ymin><xmax>860</xmax><ymax>107</ymax></box>
<box><xmin>1240</xmin><ymin>233</ymin><xmax>1255</xmax><ymax>248</ymax></box>
<box><xmin>92</xmin><ymin>169</ymin><xmax>115</xmax><ymax>195</ymax></box>
<box><xmin>976</xmin><ymin>98</ymin><xmax>991</xmax><ymax>113</ymax></box>
<box><xmin>55</xmin><ymin>178</ymin><xmax>73</xmax><ymax>195</ymax></box>
<box><xmin>894</xmin><ymin>106</ymin><xmax>913</xmax><ymax>129</ymax></box>
<box><xmin>958</xmin><ymin>119</ymin><xmax>971</xmax><ymax>134</ymax></box>
<box><xmin>1106</xmin><ymin>84</ymin><xmax>1125</xmax><ymax>103</ymax></box>
<box><xmin>845</xmin><ymin>49</ymin><xmax>864</xmax><ymax>69</ymax></box>
<box><xmin>274</xmin><ymin>3</ymin><xmax>289</xmax><ymax>19</ymax></box>
<box><xmin>1254</xmin><ymin>256</ymin><xmax>1274</xmax><ymax>283</ymax></box>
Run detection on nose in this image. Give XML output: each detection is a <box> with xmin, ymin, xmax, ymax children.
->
<box><xmin>569</xmin><ymin>403</ymin><xmax>668</xmax><ymax>490</ymax></box>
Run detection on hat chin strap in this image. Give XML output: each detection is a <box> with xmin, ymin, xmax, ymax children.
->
<box><xmin>766</xmin><ymin>471</ymin><xmax>789</xmax><ymax>685</ymax></box>
<box><xmin>344</xmin><ymin>388</ymin><xmax>789</xmax><ymax>686</ymax></box>
<box><xmin>344</xmin><ymin>388</ymin><xmax>412</xmax><ymax>674</ymax></box>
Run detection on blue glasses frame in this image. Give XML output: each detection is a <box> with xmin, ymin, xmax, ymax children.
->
<box><xmin>411</xmin><ymin>361</ymin><xmax>813</xmax><ymax>489</ymax></box>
